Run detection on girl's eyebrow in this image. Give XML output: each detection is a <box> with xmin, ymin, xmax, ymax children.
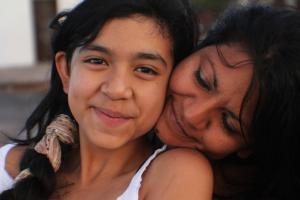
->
<box><xmin>135</xmin><ymin>52</ymin><xmax>167</xmax><ymax>68</ymax></box>
<box><xmin>80</xmin><ymin>44</ymin><xmax>112</xmax><ymax>55</ymax></box>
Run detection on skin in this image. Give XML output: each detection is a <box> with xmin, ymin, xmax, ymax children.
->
<box><xmin>140</xmin><ymin>148</ymin><xmax>213</xmax><ymax>200</ymax></box>
<box><xmin>157</xmin><ymin>43</ymin><xmax>254</xmax><ymax>159</ymax></box>
<box><xmin>56</xmin><ymin>16</ymin><xmax>173</xmax><ymax>151</ymax></box>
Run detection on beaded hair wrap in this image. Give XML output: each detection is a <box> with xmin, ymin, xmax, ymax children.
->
<box><xmin>15</xmin><ymin>114</ymin><xmax>77</xmax><ymax>181</ymax></box>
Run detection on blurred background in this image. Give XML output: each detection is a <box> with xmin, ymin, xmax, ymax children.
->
<box><xmin>0</xmin><ymin>0</ymin><xmax>299</xmax><ymax>143</ymax></box>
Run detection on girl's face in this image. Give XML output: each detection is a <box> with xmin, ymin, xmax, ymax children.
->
<box><xmin>56</xmin><ymin>16</ymin><xmax>173</xmax><ymax>149</ymax></box>
<box><xmin>157</xmin><ymin>43</ymin><xmax>255</xmax><ymax>159</ymax></box>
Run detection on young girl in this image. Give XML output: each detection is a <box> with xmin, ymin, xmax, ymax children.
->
<box><xmin>0</xmin><ymin>0</ymin><xmax>213</xmax><ymax>199</ymax></box>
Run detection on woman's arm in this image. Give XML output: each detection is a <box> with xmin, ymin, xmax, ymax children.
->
<box><xmin>141</xmin><ymin>148</ymin><xmax>213</xmax><ymax>200</ymax></box>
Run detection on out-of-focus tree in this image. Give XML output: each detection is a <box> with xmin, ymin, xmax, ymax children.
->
<box><xmin>191</xmin><ymin>0</ymin><xmax>233</xmax><ymax>36</ymax></box>
<box><xmin>273</xmin><ymin>0</ymin><xmax>300</xmax><ymax>9</ymax></box>
<box><xmin>191</xmin><ymin>0</ymin><xmax>300</xmax><ymax>37</ymax></box>
<box><xmin>191</xmin><ymin>0</ymin><xmax>233</xmax><ymax>13</ymax></box>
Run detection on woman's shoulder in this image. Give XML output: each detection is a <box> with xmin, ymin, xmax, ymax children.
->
<box><xmin>153</xmin><ymin>147</ymin><xmax>212</xmax><ymax>171</ymax></box>
<box><xmin>141</xmin><ymin>147</ymin><xmax>213</xmax><ymax>200</ymax></box>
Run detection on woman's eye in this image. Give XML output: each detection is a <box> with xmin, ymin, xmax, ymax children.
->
<box><xmin>135</xmin><ymin>66</ymin><xmax>158</xmax><ymax>75</ymax></box>
<box><xmin>194</xmin><ymin>67</ymin><xmax>211</xmax><ymax>91</ymax></box>
<box><xmin>221</xmin><ymin>112</ymin><xmax>239</xmax><ymax>134</ymax></box>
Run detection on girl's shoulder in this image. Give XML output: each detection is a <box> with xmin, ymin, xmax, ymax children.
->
<box><xmin>140</xmin><ymin>148</ymin><xmax>213</xmax><ymax>200</ymax></box>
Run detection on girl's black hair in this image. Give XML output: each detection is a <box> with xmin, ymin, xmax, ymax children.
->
<box><xmin>198</xmin><ymin>5</ymin><xmax>300</xmax><ymax>200</ymax></box>
<box><xmin>0</xmin><ymin>0</ymin><xmax>200</xmax><ymax>199</ymax></box>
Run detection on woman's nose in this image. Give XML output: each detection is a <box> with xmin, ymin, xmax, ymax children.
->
<box><xmin>183</xmin><ymin>97</ymin><xmax>219</xmax><ymax>131</ymax></box>
<box><xmin>100</xmin><ymin>69</ymin><xmax>133</xmax><ymax>100</ymax></box>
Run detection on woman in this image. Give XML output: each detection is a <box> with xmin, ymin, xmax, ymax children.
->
<box><xmin>157</xmin><ymin>5</ymin><xmax>300</xmax><ymax>200</ymax></box>
<box><xmin>0</xmin><ymin>0</ymin><xmax>213</xmax><ymax>200</ymax></box>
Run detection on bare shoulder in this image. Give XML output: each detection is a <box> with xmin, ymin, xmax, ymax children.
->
<box><xmin>141</xmin><ymin>148</ymin><xmax>213</xmax><ymax>200</ymax></box>
<box><xmin>153</xmin><ymin>148</ymin><xmax>212</xmax><ymax>173</ymax></box>
<box><xmin>4</xmin><ymin>145</ymin><xmax>27</xmax><ymax>178</ymax></box>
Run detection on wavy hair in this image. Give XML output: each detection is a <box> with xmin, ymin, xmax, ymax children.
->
<box><xmin>199</xmin><ymin>5</ymin><xmax>300</xmax><ymax>199</ymax></box>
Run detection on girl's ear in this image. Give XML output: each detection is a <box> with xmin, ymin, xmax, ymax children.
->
<box><xmin>55</xmin><ymin>52</ymin><xmax>70</xmax><ymax>94</ymax></box>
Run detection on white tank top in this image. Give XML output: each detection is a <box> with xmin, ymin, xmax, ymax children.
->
<box><xmin>0</xmin><ymin>143</ymin><xmax>16</xmax><ymax>192</ymax></box>
<box><xmin>117</xmin><ymin>145</ymin><xmax>166</xmax><ymax>200</ymax></box>
<box><xmin>0</xmin><ymin>144</ymin><xmax>166</xmax><ymax>199</ymax></box>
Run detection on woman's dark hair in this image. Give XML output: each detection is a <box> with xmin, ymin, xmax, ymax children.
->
<box><xmin>198</xmin><ymin>5</ymin><xmax>300</xmax><ymax>200</ymax></box>
<box><xmin>0</xmin><ymin>0</ymin><xmax>200</xmax><ymax>199</ymax></box>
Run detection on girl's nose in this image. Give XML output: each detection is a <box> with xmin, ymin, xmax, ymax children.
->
<box><xmin>100</xmin><ymin>69</ymin><xmax>133</xmax><ymax>100</ymax></box>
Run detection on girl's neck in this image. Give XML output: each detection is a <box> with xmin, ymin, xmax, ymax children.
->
<box><xmin>65</xmin><ymin>136</ymin><xmax>153</xmax><ymax>186</ymax></box>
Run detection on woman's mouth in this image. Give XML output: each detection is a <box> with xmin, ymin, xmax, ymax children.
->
<box><xmin>168</xmin><ymin>101</ymin><xmax>190</xmax><ymax>139</ymax></box>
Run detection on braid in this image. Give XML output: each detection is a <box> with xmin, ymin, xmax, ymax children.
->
<box><xmin>18</xmin><ymin>150</ymin><xmax>55</xmax><ymax>199</ymax></box>
<box><xmin>0</xmin><ymin>143</ymin><xmax>74</xmax><ymax>200</ymax></box>
<box><xmin>0</xmin><ymin>114</ymin><xmax>76</xmax><ymax>200</ymax></box>
<box><xmin>0</xmin><ymin>149</ymin><xmax>55</xmax><ymax>200</ymax></box>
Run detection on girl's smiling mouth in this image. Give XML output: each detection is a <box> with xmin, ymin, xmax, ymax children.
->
<box><xmin>92</xmin><ymin>106</ymin><xmax>133</xmax><ymax>127</ymax></box>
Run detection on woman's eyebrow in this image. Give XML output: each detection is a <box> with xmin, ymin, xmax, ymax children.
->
<box><xmin>206</xmin><ymin>55</ymin><xmax>218</xmax><ymax>90</ymax></box>
<box><xmin>205</xmin><ymin>52</ymin><xmax>242</xmax><ymax>127</ymax></box>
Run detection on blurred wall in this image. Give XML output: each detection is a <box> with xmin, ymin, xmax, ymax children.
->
<box><xmin>0</xmin><ymin>0</ymin><xmax>35</xmax><ymax>69</ymax></box>
<box><xmin>0</xmin><ymin>0</ymin><xmax>81</xmax><ymax>69</ymax></box>
<box><xmin>57</xmin><ymin>0</ymin><xmax>83</xmax><ymax>12</ymax></box>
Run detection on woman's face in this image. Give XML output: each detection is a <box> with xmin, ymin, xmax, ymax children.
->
<box><xmin>56</xmin><ymin>15</ymin><xmax>173</xmax><ymax>149</ymax></box>
<box><xmin>157</xmin><ymin>43</ymin><xmax>254</xmax><ymax>159</ymax></box>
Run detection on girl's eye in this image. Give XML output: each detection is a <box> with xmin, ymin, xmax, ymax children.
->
<box><xmin>84</xmin><ymin>58</ymin><xmax>108</xmax><ymax>65</ymax></box>
<box><xmin>221</xmin><ymin>112</ymin><xmax>240</xmax><ymax>135</ymax></box>
<box><xmin>194</xmin><ymin>67</ymin><xmax>211</xmax><ymax>91</ymax></box>
<box><xmin>135</xmin><ymin>66</ymin><xmax>158</xmax><ymax>75</ymax></box>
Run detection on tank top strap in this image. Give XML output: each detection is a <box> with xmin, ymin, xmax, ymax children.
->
<box><xmin>117</xmin><ymin>145</ymin><xmax>167</xmax><ymax>200</ymax></box>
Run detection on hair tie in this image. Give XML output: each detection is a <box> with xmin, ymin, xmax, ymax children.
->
<box><xmin>14</xmin><ymin>168</ymin><xmax>31</xmax><ymax>182</ymax></box>
<box><xmin>15</xmin><ymin>114</ymin><xmax>77</xmax><ymax>181</ymax></box>
<box><xmin>49</xmin><ymin>11</ymin><xmax>68</xmax><ymax>31</ymax></box>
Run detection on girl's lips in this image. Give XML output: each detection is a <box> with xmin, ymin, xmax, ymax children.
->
<box><xmin>93</xmin><ymin>107</ymin><xmax>133</xmax><ymax>127</ymax></box>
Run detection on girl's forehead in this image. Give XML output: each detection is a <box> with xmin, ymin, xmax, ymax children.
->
<box><xmin>71</xmin><ymin>15</ymin><xmax>174</xmax><ymax>69</ymax></box>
